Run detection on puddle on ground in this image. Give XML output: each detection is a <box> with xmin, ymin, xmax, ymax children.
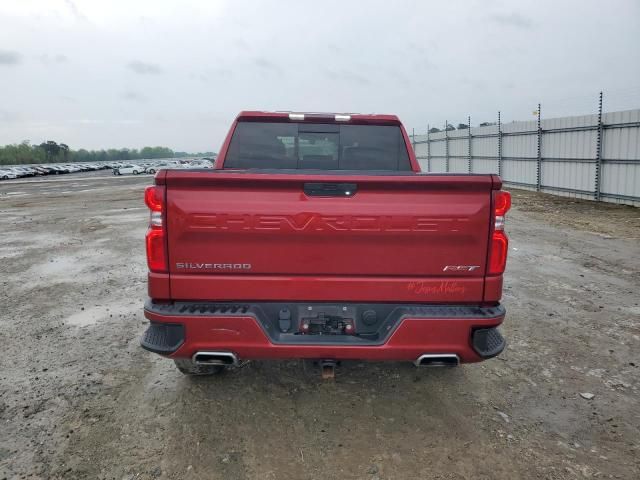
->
<box><xmin>65</xmin><ymin>304</ymin><xmax>137</xmax><ymax>327</ymax></box>
<box><xmin>38</xmin><ymin>256</ymin><xmax>79</xmax><ymax>277</ymax></box>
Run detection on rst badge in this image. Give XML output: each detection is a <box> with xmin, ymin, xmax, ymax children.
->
<box><xmin>443</xmin><ymin>265</ymin><xmax>480</xmax><ymax>272</ymax></box>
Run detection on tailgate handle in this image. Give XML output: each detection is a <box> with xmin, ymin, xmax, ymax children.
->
<box><xmin>303</xmin><ymin>182</ymin><xmax>357</xmax><ymax>197</ymax></box>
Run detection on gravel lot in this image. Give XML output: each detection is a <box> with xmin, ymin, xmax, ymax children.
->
<box><xmin>1</xmin><ymin>173</ymin><xmax>639</xmax><ymax>480</ymax></box>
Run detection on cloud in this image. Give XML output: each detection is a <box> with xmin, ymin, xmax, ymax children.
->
<box><xmin>190</xmin><ymin>68</ymin><xmax>234</xmax><ymax>83</ymax></box>
<box><xmin>233</xmin><ymin>38</ymin><xmax>250</xmax><ymax>51</ymax></box>
<box><xmin>38</xmin><ymin>54</ymin><xmax>69</xmax><ymax>65</ymax></box>
<box><xmin>127</xmin><ymin>60</ymin><xmax>162</xmax><ymax>75</ymax></box>
<box><xmin>0</xmin><ymin>50</ymin><xmax>21</xmax><ymax>66</ymax></box>
<box><xmin>64</xmin><ymin>0</ymin><xmax>87</xmax><ymax>21</ymax></box>
<box><xmin>0</xmin><ymin>110</ymin><xmax>22</xmax><ymax>122</ymax></box>
<box><xmin>491</xmin><ymin>12</ymin><xmax>534</xmax><ymax>29</ymax></box>
<box><xmin>253</xmin><ymin>58</ymin><xmax>283</xmax><ymax>75</ymax></box>
<box><xmin>323</xmin><ymin>68</ymin><xmax>370</xmax><ymax>86</ymax></box>
<box><xmin>121</xmin><ymin>91</ymin><xmax>148</xmax><ymax>102</ymax></box>
<box><xmin>76</xmin><ymin>119</ymin><xmax>104</xmax><ymax>125</ymax></box>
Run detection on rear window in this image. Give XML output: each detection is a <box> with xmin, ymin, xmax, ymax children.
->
<box><xmin>224</xmin><ymin>121</ymin><xmax>411</xmax><ymax>171</ymax></box>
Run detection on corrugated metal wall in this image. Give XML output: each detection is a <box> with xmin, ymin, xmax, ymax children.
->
<box><xmin>411</xmin><ymin>108</ymin><xmax>640</xmax><ymax>206</ymax></box>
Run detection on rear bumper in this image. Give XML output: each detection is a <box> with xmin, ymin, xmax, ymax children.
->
<box><xmin>141</xmin><ymin>301</ymin><xmax>506</xmax><ymax>363</ymax></box>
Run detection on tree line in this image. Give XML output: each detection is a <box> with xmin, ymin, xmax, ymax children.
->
<box><xmin>0</xmin><ymin>141</ymin><xmax>213</xmax><ymax>166</ymax></box>
<box><xmin>427</xmin><ymin>121</ymin><xmax>497</xmax><ymax>133</ymax></box>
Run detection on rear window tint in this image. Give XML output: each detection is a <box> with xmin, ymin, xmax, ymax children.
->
<box><xmin>224</xmin><ymin>122</ymin><xmax>411</xmax><ymax>171</ymax></box>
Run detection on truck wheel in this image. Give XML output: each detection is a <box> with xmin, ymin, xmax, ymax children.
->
<box><xmin>174</xmin><ymin>359</ymin><xmax>225</xmax><ymax>376</ymax></box>
<box><xmin>148</xmin><ymin>169</ymin><xmax>155</xmax><ymax>174</ymax></box>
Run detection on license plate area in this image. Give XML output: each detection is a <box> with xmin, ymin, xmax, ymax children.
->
<box><xmin>297</xmin><ymin>305</ymin><xmax>356</xmax><ymax>335</ymax></box>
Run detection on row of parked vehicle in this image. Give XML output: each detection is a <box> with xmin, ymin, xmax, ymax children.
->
<box><xmin>112</xmin><ymin>159</ymin><xmax>213</xmax><ymax>175</ymax></box>
<box><xmin>0</xmin><ymin>158</ymin><xmax>214</xmax><ymax>180</ymax></box>
<box><xmin>0</xmin><ymin>163</ymin><xmax>109</xmax><ymax>179</ymax></box>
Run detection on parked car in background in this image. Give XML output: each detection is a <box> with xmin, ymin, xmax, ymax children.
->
<box><xmin>9</xmin><ymin>167</ymin><xmax>36</xmax><ymax>177</ymax></box>
<box><xmin>38</xmin><ymin>166</ymin><xmax>58</xmax><ymax>175</ymax></box>
<box><xmin>188</xmin><ymin>159</ymin><xmax>213</xmax><ymax>168</ymax></box>
<box><xmin>145</xmin><ymin>162</ymin><xmax>178</xmax><ymax>174</ymax></box>
<box><xmin>114</xmin><ymin>164</ymin><xmax>144</xmax><ymax>175</ymax></box>
<box><xmin>0</xmin><ymin>169</ymin><xmax>19</xmax><ymax>180</ymax></box>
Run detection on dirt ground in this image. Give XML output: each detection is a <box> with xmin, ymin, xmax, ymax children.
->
<box><xmin>1</xmin><ymin>173</ymin><xmax>639</xmax><ymax>480</ymax></box>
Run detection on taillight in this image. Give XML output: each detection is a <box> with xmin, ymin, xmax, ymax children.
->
<box><xmin>145</xmin><ymin>185</ymin><xmax>167</xmax><ymax>273</ymax></box>
<box><xmin>488</xmin><ymin>190</ymin><xmax>511</xmax><ymax>275</ymax></box>
<box><xmin>494</xmin><ymin>190</ymin><xmax>511</xmax><ymax>217</ymax></box>
<box><xmin>145</xmin><ymin>185</ymin><xmax>163</xmax><ymax>211</ymax></box>
<box><xmin>489</xmin><ymin>231</ymin><xmax>508</xmax><ymax>274</ymax></box>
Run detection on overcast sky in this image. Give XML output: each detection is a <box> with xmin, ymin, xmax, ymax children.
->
<box><xmin>1</xmin><ymin>0</ymin><xmax>639</xmax><ymax>152</ymax></box>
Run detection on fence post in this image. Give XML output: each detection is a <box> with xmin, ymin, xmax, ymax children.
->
<box><xmin>445</xmin><ymin>120</ymin><xmax>449</xmax><ymax>172</ymax></box>
<box><xmin>426</xmin><ymin>124</ymin><xmax>431</xmax><ymax>172</ymax></box>
<box><xmin>536</xmin><ymin>103</ymin><xmax>542</xmax><ymax>191</ymax></box>
<box><xmin>467</xmin><ymin>115</ymin><xmax>472</xmax><ymax>173</ymax></box>
<box><xmin>594</xmin><ymin>91</ymin><xmax>604</xmax><ymax>201</ymax></box>
<box><xmin>498</xmin><ymin>111</ymin><xmax>503</xmax><ymax>178</ymax></box>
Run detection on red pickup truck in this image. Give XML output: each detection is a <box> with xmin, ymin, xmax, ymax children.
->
<box><xmin>141</xmin><ymin>111</ymin><xmax>510</xmax><ymax>376</ymax></box>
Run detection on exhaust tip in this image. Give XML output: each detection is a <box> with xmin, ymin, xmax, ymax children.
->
<box><xmin>192</xmin><ymin>351</ymin><xmax>239</xmax><ymax>366</ymax></box>
<box><xmin>414</xmin><ymin>354</ymin><xmax>460</xmax><ymax>367</ymax></box>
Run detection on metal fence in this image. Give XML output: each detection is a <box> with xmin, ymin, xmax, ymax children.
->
<box><xmin>410</xmin><ymin>95</ymin><xmax>640</xmax><ymax>207</ymax></box>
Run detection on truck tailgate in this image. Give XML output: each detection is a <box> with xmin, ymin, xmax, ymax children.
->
<box><xmin>164</xmin><ymin>171</ymin><xmax>495</xmax><ymax>303</ymax></box>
